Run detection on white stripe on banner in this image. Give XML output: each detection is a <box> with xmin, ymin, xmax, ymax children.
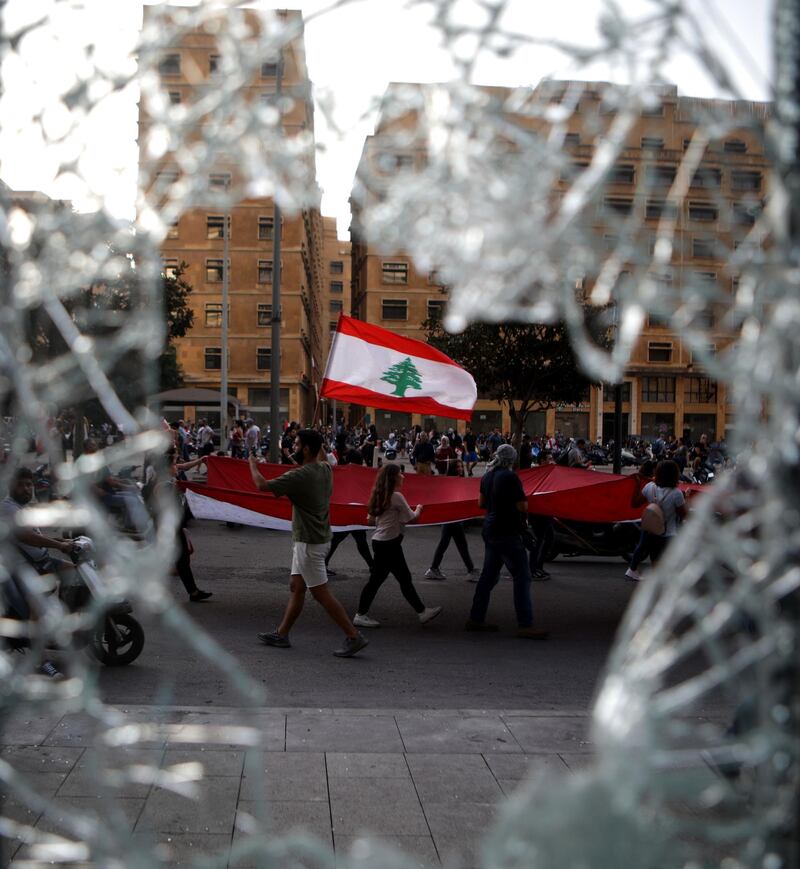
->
<box><xmin>326</xmin><ymin>332</ymin><xmax>476</xmax><ymax>410</ymax></box>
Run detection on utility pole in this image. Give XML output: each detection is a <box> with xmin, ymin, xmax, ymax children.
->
<box><xmin>219</xmin><ymin>186</ymin><xmax>230</xmax><ymax>451</ymax></box>
<box><xmin>269</xmin><ymin>53</ymin><xmax>283</xmax><ymax>462</ymax></box>
<box><xmin>612</xmin><ymin>382</ymin><xmax>622</xmax><ymax>475</ymax></box>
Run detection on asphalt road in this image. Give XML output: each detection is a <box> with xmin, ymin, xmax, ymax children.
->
<box><xmin>96</xmin><ymin>520</ymin><xmax>639</xmax><ymax>710</ymax></box>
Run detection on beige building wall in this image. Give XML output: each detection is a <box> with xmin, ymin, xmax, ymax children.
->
<box><xmin>351</xmin><ymin>81</ymin><xmax>769</xmax><ymax>441</ymax></box>
<box><xmin>321</xmin><ymin>217</ymin><xmax>351</xmax><ymax>424</ymax></box>
<box><xmin>139</xmin><ymin>7</ymin><xmax>327</xmax><ymax>430</ymax></box>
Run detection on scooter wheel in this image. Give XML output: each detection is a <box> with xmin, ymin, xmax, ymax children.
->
<box><xmin>92</xmin><ymin>614</ymin><xmax>145</xmax><ymax>666</ymax></box>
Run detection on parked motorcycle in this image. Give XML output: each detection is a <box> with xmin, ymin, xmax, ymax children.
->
<box><xmin>544</xmin><ymin>518</ymin><xmax>641</xmax><ymax>562</ymax></box>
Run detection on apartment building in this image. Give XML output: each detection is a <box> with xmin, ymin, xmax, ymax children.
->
<box><xmin>140</xmin><ymin>7</ymin><xmax>328</xmax><ymax>429</ymax></box>
<box><xmin>321</xmin><ymin>216</ymin><xmax>351</xmax><ymax>423</ymax></box>
<box><xmin>351</xmin><ymin>81</ymin><xmax>770</xmax><ymax>441</ymax></box>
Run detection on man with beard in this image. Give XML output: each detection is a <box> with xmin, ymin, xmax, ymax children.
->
<box><xmin>248</xmin><ymin>429</ymin><xmax>368</xmax><ymax>658</ymax></box>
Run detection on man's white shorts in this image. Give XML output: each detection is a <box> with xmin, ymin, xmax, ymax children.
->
<box><xmin>291</xmin><ymin>541</ymin><xmax>331</xmax><ymax>588</ymax></box>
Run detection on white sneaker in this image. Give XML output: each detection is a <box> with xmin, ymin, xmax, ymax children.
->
<box><xmin>624</xmin><ymin>568</ymin><xmax>641</xmax><ymax>582</ymax></box>
<box><xmin>353</xmin><ymin>613</ymin><xmax>381</xmax><ymax>628</ymax></box>
<box><xmin>419</xmin><ymin>605</ymin><xmax>443</xmax><ymax>625</ymax></box>
<box><xmin>424</xmin><ymin>568</ymin><xmax>446</xmax><ymax>580</ymax></box>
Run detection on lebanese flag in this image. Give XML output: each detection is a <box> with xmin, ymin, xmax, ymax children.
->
<box><xmin>320</xmin><ymin>315</ymin><xmax>477</xmax><ymax>420</ymax></box>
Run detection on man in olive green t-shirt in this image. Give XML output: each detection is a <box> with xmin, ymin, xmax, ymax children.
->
<box><xmin>249</xmin><ymin>429</ymin><xmax>368</xmax><ymax>658</ymax></box>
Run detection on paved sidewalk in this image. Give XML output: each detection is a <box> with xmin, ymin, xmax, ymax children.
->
<box><xmin>2</xmin><ymin>705</ymin><xmax>597</xmax><ymax>867</ymax></box>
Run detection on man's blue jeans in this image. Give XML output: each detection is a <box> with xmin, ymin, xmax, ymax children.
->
<box><xmin>469</xmin><ymin>531</ymin><xmax>533</xmax><ymax>628</ymax></box>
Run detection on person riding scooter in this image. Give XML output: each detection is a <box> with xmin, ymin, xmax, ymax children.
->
<box><xmin>82</xmin><ymin>438</ymin><xmax>152</xmax><ymax>536</ymax></box>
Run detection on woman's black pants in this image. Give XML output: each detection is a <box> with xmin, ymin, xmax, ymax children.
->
<box><xmin>358</xmin><ymin>535</ymin><xmax>424</xmax><ymax>615</ymax></box>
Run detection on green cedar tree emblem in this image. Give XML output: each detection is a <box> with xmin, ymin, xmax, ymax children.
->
<box><xmin>380</xmin><ymin>356</ymin><xmax>423</xmax><ymax>397</ymax></box>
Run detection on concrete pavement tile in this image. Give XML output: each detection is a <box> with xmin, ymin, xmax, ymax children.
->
<box><xmin>483</xmin><ymin>753</ymin><xmax>568</xmax><ymax>781</ymax></box>
<box><xmin>234</xmin><ymin>800</ymin><xmax>333</xmax><ymax>845</ymax></box>
<box><xmin>168</xmin><ymin>712</ymin><xmax>285</xmax><ymax>751</ymax></box>
<box><xmin>325</xmin><ymin>753</ymin><xmax>410</xmax><ymax>779</ymax></box>
<box><xmin>240</xmin><ymin>752</ymin><xmax>327</xmax><ymax>801</ymax></box>
<box><xmin>406</xmin><ymin>754</ymin><xmax>502</xmax><ymax>804</ymax></box>
<box><xmin>432</xmin><ymin>833</ymin><xmax>482</xmax><ymax>869</ymax></box>
<box><xmin>396</xmin><ymin>713</ymin><xmax>521</xmax><ymax>754</ymax></box>
<box><xmin>501</xmin><ymin>715</ymin><xmax>593</xmax><ymax>753</ymax></box>
<box><xmin>34</xmin><ymin>796</ymin><xmax>144</xmax><ymax>836</ymax></box>
<box><xmin>0</xmin><ymin>746</ymin><xmax>84</xmax><ymax>775</ymax></box>
<box><xmin>43</xmin><ymin>713</ymin><xmax>165</xmax><ymax>748</ymax></box>
<box><xmin>558</xmin><ymin>752</ymin><xmax>596</xmax><ymax>772</ymax></box>
<box><xmin>5</xmin><ymin>771</ymin><xmax>68</xmax><ymax>798</ymax></box>
<box><xmin>162</xmin><ymin>747</ymin><xmax>245</xmax><ymax>778</ymax></box>
<box><xmin>286</xmin><ymin>712</ymin><xmax>403</xmax><ymax>753</ymax></box>
<box><xmin>1</xmin><ymin>713</ymin><xmax>63</xmax><ymax>746</ymax></box>
<box><xmin>328</xmin><ymin>777</ymin><xmax>429</xmax><ymax>837</ymax></box>
<box><xmin>422</xmin><ymin>800</ymin><xmax>498</xmax><ymax>838</ymax></box>
<box><xmin>136</xmin><ymin>776</ymin><xmax>240</xmax><ymax>834</ymax></box>
<box><xmin>58</xmin><ymin>748</ymin><xmax>164</xmax><ymax>798</ymax></box>
<box><xmin>131</xmin><ymin>831</ymin><xmax>232</xmax><ymax>865</ymax></box>
<box><xmin>334</xmin><ymin>835</ymin><xmax>439</xmax><ymax>868</ymax></box>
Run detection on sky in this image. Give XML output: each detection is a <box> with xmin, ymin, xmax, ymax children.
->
<box><xmin>0</xmin><ymin>0</ymin><xmax>772</xmax><ymax>238</ymax></box>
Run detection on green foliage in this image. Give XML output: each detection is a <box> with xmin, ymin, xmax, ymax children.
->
<box><xmin>423</xmin><ymin>315</ymin><xmax>610</xmax><ymax>437</ymax></box>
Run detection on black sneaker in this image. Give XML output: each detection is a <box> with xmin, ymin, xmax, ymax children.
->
<box><xmin>258</xmin><ymin>631</ymin><xmax>291</xmax><ymax>648</ymax></box>
<box><xmin>326</xmin><ymin>567</ymin><xmax>337</xmax><ymax>576</ymax></box>
<box><xmin>38</xmin><ymin>660</ymin><xmax>65</xmax><ymax>680</ymax></box>
<box><xmin>464</xmin><ymin>620</ymin><xmax>499</xmax><ymax>632</ymax></box>
<box><xmin>189</xmin><ymin>590</ymin><xmax>213</xmax><ymax>602</ymax></box>
<box><xmin>333</xmin><ymin>633</ymin><xmax>368</xmax><ymax>657</ymax></box>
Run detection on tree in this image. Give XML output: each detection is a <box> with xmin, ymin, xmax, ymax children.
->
<box><xmin>159</xmin><ymin>262</ymin><xmax>194</xmax><ymax>389</ymax></box>
<box><xmin>423</xmin><ymin>315</ymin><xmax>610</xmax><ymax>443</ymax></box>
<box><xmin>381</xmin><ymin>357</ymin><xmax>423</xmax><ymax>396</ymax></box>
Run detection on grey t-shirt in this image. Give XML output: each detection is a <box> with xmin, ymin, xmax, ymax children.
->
<box><xmin>268</xmin><ymin>462</ymin><xmax>332</xmax><ymax>544</ymax></box>
<box><xmin>1</xmin><ymin>496</ymin><xmax>49</xmax><ymax>564</ymax></box>
<box><xmin>642</xmin><ymin>482</ymin><xmax>685</xmax><ymax>537</ymax></box>
<box><xmin>371</xmin><ymin>491</ymin><xmax>416</xmax><ymax>542</ymax></box>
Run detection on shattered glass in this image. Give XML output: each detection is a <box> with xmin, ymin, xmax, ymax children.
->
<box><xmin>1</xmin><ymin>0</ymin><xmax>797</xmax><ymax>866</ymax></box>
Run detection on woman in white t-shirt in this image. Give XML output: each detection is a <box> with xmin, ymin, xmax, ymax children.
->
<box><xmin>353</xmin><ymin>464</ymin><xmax>442</xmax><ymax>628</ymax></box>
<box><xmin>625</xmin><ymin>460</ymin><xmax>687</xmax><ymax>581</ymax></box>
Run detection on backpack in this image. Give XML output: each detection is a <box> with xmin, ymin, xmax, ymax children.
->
<box><xmin>640</xmin><ymin>490</ymin><xmax>667</xmax><ymax>536</ymax></box>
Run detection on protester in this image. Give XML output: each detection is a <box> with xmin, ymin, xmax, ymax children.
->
<box><xmin>82</xmin><ymin>438</ymin><xmax>152</xmax><ymax>536</ymax></box>
<box><xmin>567</xmin><ymin>438</ymin><xmax>591</xmax><ymax>469</ymax></box>
<box><xmin>424</xmin><ymin>459</ymin><xmax>477</xmax><ymax>580</ymax></box>
<box><xmin>435</xmin><ymin>435</ymin><xmax>456</xmax><ymax>475</ymax></box>
<box><xmin>196</xmin><ymin>419</ymin><xmax>215</xmax><ymax>457</ymax></box>
<box><xmin>625</xmin><ymin>459</ymin><xmax>687</xmax><ymax>581</ymax></box>
<box><xmin>463</xmin><ymin>427</ymin><xmax>479</xmax><ymax>476</ymax></box>
<box><xmin>248</xmin><ymin>429</ymin><xmax>368</xmax><ymax>657</ymax></box>
<box><xmin>244</xmin><ymin>419</ymin><xmax>260</xmax><ymax>456</ymax></box>
<box><xmin>354</xmin><ymin>464</ymin><xmax>442</xmax><ymax>628</ymax></box>
<box><xmin>411</xmin><ymin>432</ymin><xmax>435</xmax><ymax>475</ymax></box>
<box><xmin>466</xmin><ymin>444</ymin><xmax>549</xmax><ymax>639</ymax></box>
<box><xmin>230</xmin><ymin>420</ymin><xmax>245</xmax><ymax>459</ymax></box>
<box><xmin>159</xmin><ymin>449</ymin><xmax>213</xmax><ymax>602</ymax></box>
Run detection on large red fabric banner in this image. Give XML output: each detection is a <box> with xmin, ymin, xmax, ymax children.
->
<box><xmin>182</xmin><ymin>456</ymin><xmax>664</xmax><ymax>531</ymax></box>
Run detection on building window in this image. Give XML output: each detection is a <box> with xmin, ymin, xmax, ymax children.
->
<box><xmin>156</xmin><ymin>169</ymin><xmax>179</xmax><ymax>185</ymax></box>
<box><xmin>209</xmin><ymin>173</ymin><xmax>231</xmax><ymax>191</ymax></box>
<box><xmin>330</xmin><ymin>281</ymin><xmax>343</xmax><ymax>294</ymax></box>
<box><xmin>692</xmin><ymin>237</ymin><xmax>715</xmax><ymax>258</ymax></box>
<box><xmin>382</xmin><ymin>298</ymin><xmax>408</xmax><ymax>320</ymax></box>
<box><xmin>732</xmin><ymin>202</ymin><xmax>759</xmax><ymax>226</ymax></box>
<box><xmin>692</xmin><ymin>309</ymin><xmax>715</xmax><ymax>329</ymax></box>
<box><xmin>724</xmin><ymin>138</ymin><xmax>747</xmax><ymax>153</ymax></box>
<box><xmin>694</xmin><ymin>271</ymin><xmax>717</xmax><ymax>286</ymax></box>
<box><xmin>564</xmin><ymin>132</ymin><xmax>581</xmax><ymax>146</ymax></box>
<box><xmin>162</xmin><ymin>259</ymin><xmax>179</xmax><ymax>279</ymax></box>
<box><xmin>330</xmin><ymin>300</ymin><xmax>343</xmax><ymax>313</ymax></box>
<box><xmin>261</xmin><ymin>61</ymin><xmax>278</xmax><ymax>78</ymax></box>
<box><xmin>645</xmin><ymin>199</ymin><xmax>677</xmax><ymax>220</ymax></box>
<box><xmin>647</xmin><ymin>342</ymin><xmax>673</xmax><ymax>363</ymax></box>
<box><xmin>602</xmin><ymin>382</ymin><xmax>632</xmax><ymax>402</ymax></box>
<box><xmin>205</xmin><ymin>303</ymin><xmax>224</xmax><ymax>327</ymax></box>
<box><xmin>691</xmin><ymin>167</ymin><xmax>722</xmax><ymax>189</ymax></box>
<box><xmin>257</xmin><ymin>260</ymin><xmax>273</xmax><ymax>284</ymax></box>
<box><xmin>168</xmin><ymin>91</ymin><xmax>181</xmax><ymax>105</ymax></box>
<box><xmin>206</xmin><ymin>215</ymin><xmax>227</xmax><ymax>239</ymax></box>
<box><xmin>258</xmin><ymin>216</ymin><xmax>274</xmax><ymax>240</ymax></box>
<box><xmin>642</xmin><ymin>104</ymin><xmax>665</xmax><ymax>117</ymax></box>
<box><xmin>256</xmin><ymin>347</ymin><xmax>272</xmax><ymax>370</ymax></box>
<box><xmin>610</xmin><ymin>164</ymin><xmax>635</xmax><ymax>184</ymax></box>
<box><xmin>685</xmin><ymin>376</ymin><xmax>717</xmax><ymax>403</ymax></box>
<box><xmin>646</xmin><ymin>165</ymin><xmax>677</xmax><ymax>186</ymax></box>
<box><xmin>688</xmin><ymin>201</ymin><xmax>718</xmax><ymax>221</ymax></box>
<box><xmin>603</xmin><ymin>197</ymin><xmax>633</xmax><ymax>215</ymax></box>
<box><xmin>642</xmin><ymin>376</ymin><xmax>675</xmax><ymax>402</ymax></box>
<box><xmin>382</xmin><ymin>262</ymin><xmax>408</xmax><ymax>285</ymax></box>
<box><xmin>731</xmin><ymin>170</ymin><xmax>762</xmax><ymax>192</ymax></box>
<box><xmin>641</xmin><ymin>136</ymin><xmax>664</xmax><ymax>150</ymax></box>
<box><xmin>602</xmin><ymin>233</ymin><xmax>618</xmax><ymax>251</ymax></box>
<box><xmin>167</xmin><ymin>221</ymin><xmax>179</xmax><ymax>239</ymax></box>
<box><xmin>209</xmin><ymin>54</ymin><xmax>220</xmax><ymax>75</ymax></box>
<box><xmin>158</xmin><ymin>54</ymin><xmax>181</xmax><ymax>75</ymax></box>
<box><xmin>257</xmin><ymin>303</ymin><xmax>272</xmax><ymax>326</ymax></box>
<box><xmin>204</xmin><ymin>347</ymin><xmax>222</xmax><ymax>370</ymax></box>
<box><xmin>427</xmin><ymin>299</ymin><xmax>445</xmax><ymax>320</ymax></box>
<box><xmin>330</xmin><ymin>260</ymin><xmax>344</xmax><ymax>274</ymax></box>
<box><xmin>206</xmin><ymin>259</ymin><xmax>224</xmax><ymax>282</ymax></box>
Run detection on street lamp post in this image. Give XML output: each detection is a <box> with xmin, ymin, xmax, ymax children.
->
<box><xmin>269</xmin><ymin>53</ymin><xmax>283</xmax><ymax>462</ymax></box>
<box><xmin>613</xmin><ymin>382</ymin><xmax>622</xmax><ymax>474</ymax></box>
<box><xmin>219</xmin><ymin>186</ymin><xmax>230</xmax><ymax>451</ymax></box>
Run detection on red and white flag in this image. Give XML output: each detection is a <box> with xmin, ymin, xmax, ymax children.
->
<box><xmin>320</xmin><ymin>315</ymin><xmax>477</xmax><ymax>420</ymax></box>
